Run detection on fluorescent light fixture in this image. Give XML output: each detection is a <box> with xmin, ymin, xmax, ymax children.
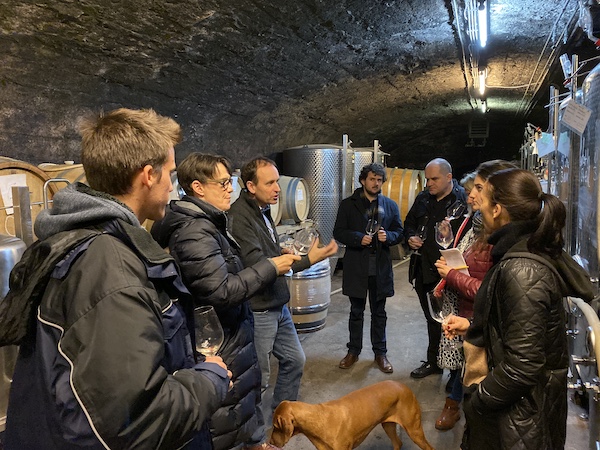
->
<box><xmin>478</xmin><ymin>1</ymin><xmax>488</xmax><ymax>48</ymax></box>
<box><xmin>478</xmin><ymin>70</ymin><xmax>486</xmax><ymax>96</ymax></box>
<box><xmin>480</xmin><ymin>100</ymin><xmax>487</xmax><ymax>113</ymax></box>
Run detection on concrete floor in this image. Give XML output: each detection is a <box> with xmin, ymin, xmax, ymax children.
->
<box><xmin>263</xmin><ymin>257</ymin><xmax>591</xmax><ymax>450</ymax></box>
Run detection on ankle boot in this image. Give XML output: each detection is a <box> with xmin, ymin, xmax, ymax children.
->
<box><xmin>435</xmin><ymin>397</ymin><xmax>460</xmax><ymax>430</ymax></box>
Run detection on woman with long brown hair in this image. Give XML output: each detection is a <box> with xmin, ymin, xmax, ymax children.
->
<box><xmin>445</xmin><ymin>168</ymin><xmax>594</xmax><ymax>449</ymax></box>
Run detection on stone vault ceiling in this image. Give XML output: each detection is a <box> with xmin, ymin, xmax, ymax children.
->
<box><xmin>0</xmin><ymin>0</ymin><xmax>594</xmax><ymax>173</ymax></box>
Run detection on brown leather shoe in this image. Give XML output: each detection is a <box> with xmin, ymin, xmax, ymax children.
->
<box><xmin>338</xmin><ymin>352</ymin><xmax>358</xmax><ymax>369</ymax></box>
<box><xmin>435</xmin><ymin>397</ymin><xmax>460</xmax><ymax>430</ymax></box>
<box><xmin>375</xmin><ymin>355</ymin><xmax>393</xmax><ymax>373</ymax></box>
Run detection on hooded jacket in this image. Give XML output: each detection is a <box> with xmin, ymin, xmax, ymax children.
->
<box><xmin>2</xmin><ymin>183</ymin><xmax>229</xmax><ymax>450</ymax></box>
<box><xmin>151</xmin><ymin>195</ymin><xmax>278</xmax><ymax>449</ymax></box>
<box><xmin>463</xmin><ymin>220</ymin><xmax>594</xmax><ymax>450</ymax></box>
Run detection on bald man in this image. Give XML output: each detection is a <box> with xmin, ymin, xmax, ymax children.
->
<box><xmin>404</xmin><ymin>158</ymin><xmax>467</xmax><ymax>379</ymax></box>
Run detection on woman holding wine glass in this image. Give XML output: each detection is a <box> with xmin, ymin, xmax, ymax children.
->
<box><xmin>432</xmin><ymin>161</ymin><xmax>516</xmax><ymax>432</ymax></box>
<box><xmin>444</xmin><ymin>168</ymin><xmax>594</xmax><ymax>449</ymax></box>
<box><xmin>151</xmin><ymin>153</ymin><xmax>299</xmax><ymax>450</ymax></box>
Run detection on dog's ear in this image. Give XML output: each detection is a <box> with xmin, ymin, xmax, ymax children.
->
<box><xmin>273</xmin><ymin>404</ymin><xmax>295</xmax><ymax>441</ymax></box>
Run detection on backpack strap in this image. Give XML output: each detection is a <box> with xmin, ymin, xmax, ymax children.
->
<box><xmin>0</xmin><ymin>229</ymin><xmax>103</xmax><ymax>346</ymax></box>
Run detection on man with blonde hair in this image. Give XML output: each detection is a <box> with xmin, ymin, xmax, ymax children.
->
<box><xmin>1</xmin><ymin>108</ymin><xmax>230</xmax><ymax>449</ymax></box>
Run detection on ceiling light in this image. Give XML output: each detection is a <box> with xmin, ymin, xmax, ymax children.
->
<box><xmin>478</xmin><ymin>69</ymin><xmax>486</xmax><ymax>96</ymax></box>
<box><xmin>478</xmin><ymin>1</ymin><xmax>488</xmax><ymax>48</ymax></box>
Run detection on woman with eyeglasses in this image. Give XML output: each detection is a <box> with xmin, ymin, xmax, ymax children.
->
<box><xmin>444</xmin><ymin>168</ymin><xmax>594</xmax><ymax>449</ymax></box>
<box><xmin>151</xmin><ymin>153</ymin><xmax>299</xmax><ymax>450</ymax></box>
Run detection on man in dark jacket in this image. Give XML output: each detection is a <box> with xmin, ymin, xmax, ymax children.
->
<box><xmin>0</xmin><ymin>109</ymin><xmax>230</xmax><ymax>449</ymax></box>
<box><xmin>333</xmin><ymin>163</ymin><xmax>404</xmax><ymax>373</ymax></box>
<box><xmin>404</xmin><ymin>158</ymin><xmax>467</xmax><ymax>378</ymax></box>
<box><xmin>229</xmin><ymin>157</ymin><xmax>338</xmax><ymax>418</ymax></box>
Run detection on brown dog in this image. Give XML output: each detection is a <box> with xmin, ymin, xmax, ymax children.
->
<box><xmin>270</xmin><ymin>380</ymin><xmax>434</xmax><ymax>450</ymax></box>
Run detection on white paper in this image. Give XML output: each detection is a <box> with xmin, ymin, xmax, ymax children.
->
<box><xmin>561</xmin><ymin>100</ymin><xmax>591</xmax><ymax>135</ymax></box>
<box><xmin>536</xmin><ymin>132</ymin><xmax>555</xmax><ymax>157</ymax></box>
<box><xmin>440</xmin><ymin>248</ymin><xmax>470</xmax><ymax>276</ymax></box>
<box><xmin>0</xmin><ymin>174</ymin><xmax>27</xmax><ymax>215</ymax></box>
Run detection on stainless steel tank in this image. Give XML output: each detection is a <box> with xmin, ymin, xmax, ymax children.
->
<box><xmin>0</xmin><ymin>235</ymin><xmax>26</xmax><ymax>431</ymax></box>
<box><xmin>282</xmin><ymin>145</ymin><xmax>353</xmax><ymax>244</ymax></box>
<box><xmin>579</xmin><ymin>72</ymin><xmax>600</xmax><ymax>283</ymax></box>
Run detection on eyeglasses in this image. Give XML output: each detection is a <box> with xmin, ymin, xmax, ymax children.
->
<box><xmin>206</xmin><ymin>177</ymin><xmax>234</xmax><ymax>190</ymax></box>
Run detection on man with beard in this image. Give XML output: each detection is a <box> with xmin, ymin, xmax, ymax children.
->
<box><xmin>333</xmin><ymin>163</ymin><xmax>404</xmax><ymax>373</ymax></box>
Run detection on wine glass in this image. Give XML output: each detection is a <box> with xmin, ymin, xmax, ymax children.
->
<box><xmin>293</xmin><ymin>226</ymin><xmax>319</xmax><ymax>256</ymax></box>
<box><xmin>412</xmin><ymin>224</ymin><xmax>427</xmax><ymax>255</ymax></box>
<box><xmin>446</xmin><ymin>200</ymin><xmax>467</xmax><ymax>221</ymax></box>
<box><xmin>426</xmin><ymin>291</ymin><xmax>457</xmax><ymax>350</ymax></box>
<box><xmin>435</xmin><ymin>220</ymin><xmax>454</xmax><ymax>249</ymax></box>
<box><xmin>365</xmin><ymin>218</ymin><xmax>380</xmax><ymax>237</ymax></box>
<box><xmin>194</xmin><ymin>305</ymin><xmax>224</xmax><ymax>357</ymax></box>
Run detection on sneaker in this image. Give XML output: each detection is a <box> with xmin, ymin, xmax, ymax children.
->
<box><xmin>410</xmin><ymin>361</ymin><xmax>443</xmax><ymax>378</ymax></box>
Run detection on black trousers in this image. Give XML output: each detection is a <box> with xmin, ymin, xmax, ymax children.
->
<box><xmin>415</xmin><ymin>275</ymin><xmax>440</xmax><ymax>365</ymax></box>
<box><xmin>347</xmin><ymin>276</ymin><xmax>387</xmax><ymax>356</ymax></box>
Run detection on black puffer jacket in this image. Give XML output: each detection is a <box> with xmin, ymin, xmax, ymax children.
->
<box><xmin>464</xmin><ymin>221</ymin><xmax>595</xmax><ymax>450</ymax></box>
<box><xmin>151</xmin><ymin>196</ymin><xmax>278</xmax><ymax>450</ymax></box>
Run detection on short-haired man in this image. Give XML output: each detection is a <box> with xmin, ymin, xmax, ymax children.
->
<box><xmin>229</xmin><ymin>157</ymin><xmax>338</xmax><ymax>418</ymax></box>
<box><xmin>1</xmin><ymin>108</ymin><xmax>230</xmax><ymax>449</ymax></box>
<box><xmin>404</xmin><ymin>158</ymin><xmax>467</xmax><ymax>378</ymax></box>
<box><xmin>333</xmin><ymin>163</ymin><xmax>404</xmax><ymax>373</ymax></box>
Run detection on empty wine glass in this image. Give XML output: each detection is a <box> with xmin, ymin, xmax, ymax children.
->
<box><xmin>412</xmin><ymin>224</ymin><xmax>427</xmax><ymax>255</ymax></box>
<box><xmin>446</xmin><ymin>200</ymin><xmax>468</xmax><ymax>221</ymax></box>
<box><xmin>194</xmin><ymin>305</ymin><xmax>224</xmax><ymax>357</ymax></box>
<box><xmin>426</xmin><ymin>291</ymin><xmax>457</xmax><ymax>350</ymax></box>
<box><xmin>365</xmin><ymin>218</ymin><xmax>380</xmax><ymax>237</ymax></box>
<box><xmin>435</xmin><ymin>220</ymin><xmax>454</xmax><ymax>249</ymax></box>
<box><xmin>293</xmin><ymin>226</ymin><xmax>319</xmax><ymax>256</ymax></box>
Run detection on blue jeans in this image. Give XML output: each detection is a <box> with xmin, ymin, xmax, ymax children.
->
<box><xmin>252</xmin><ymin>305</ymin><xmax>306</xmax><ymax>413</ymax></box>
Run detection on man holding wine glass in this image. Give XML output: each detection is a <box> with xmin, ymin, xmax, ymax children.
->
<box><xmin>333</xmin><ymin>163</ymin><xmax>403</xmax><ymax>373</ymax></box>
<box><xmin>404</xmin><ymin>158</ymin><xmax>467</xmax><ymax>379</ymax></box>
<box><xmin>2</xmin><ymin>109</ymin><xmax>231</xmax><ymax>450</ymax></box>
<box><xmin>229</xmin><ymin>157</ymin><xmax>338</xmax><ymax>423</ymax></box>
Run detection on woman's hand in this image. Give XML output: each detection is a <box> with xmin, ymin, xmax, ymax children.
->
<box><xmin>444</xmin><ymin>314</ymin><xmax>470</xmax><ymax>339</ymax></box>
<box><xmin>434</xmin><ymin>256</ymin><xmax>451</xmax><ymax>279</ymax></box>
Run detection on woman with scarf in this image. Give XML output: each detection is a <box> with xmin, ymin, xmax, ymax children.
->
<box><xmin>444</xmin><ymin>168</ymin><xmax>594</xmax><ymax>449</ymax></box>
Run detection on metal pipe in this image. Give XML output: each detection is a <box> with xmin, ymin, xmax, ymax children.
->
<box><xmin>11</xmin><ymin>186</ymin><xmax>33</xmax><ymax>247</ymax></box>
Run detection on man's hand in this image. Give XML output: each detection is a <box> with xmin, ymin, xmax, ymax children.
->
<box><xmin>308</xmin><ymin>236</ymin><xmax>339</xmax><ymax>265</ymax></box>
<box><xmin>271</xmin><ymin>254</ymin><xmax>302</xmax><ymax>275</ymax></box>
<box><xmin>361</xmin><ymin>234</ymin><xmax>373</xmax><ymax>246</ymax></box>
<box><xmin>377</xmin><ymin>227</ymin><xmax>387</xmax><ymax>242</ymax></box>
<box><xmin>407</xmin><ymin>236</ymin><xmax>423</xmax><ymax>250</ymax></box>
<box><xmin>205</xmin><ymin>355</ymin><xmax>234</xmax><ymax>389</ymax></box>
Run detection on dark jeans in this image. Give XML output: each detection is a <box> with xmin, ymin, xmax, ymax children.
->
<box><xmin>449</xmin><ymin>368</ymin><xmax>464</xmax><ymax>402</ymax></box>
<box><xmin>415</xmin><ymin>275</ymin><xmax>440</xmax><ymax>365</ymax></box>
<box><xmin>347</xmin><ymin>276</ymin><xmax>387</xmax><ymax>356</ymax></box>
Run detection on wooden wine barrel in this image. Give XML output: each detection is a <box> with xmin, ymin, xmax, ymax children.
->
<box><xmin>279</xmin><ymin>176</ymin><xmax>310</xmax><ymax>223</ymax></box>
<box><xmin>382</xmin><ymin>168</ymin><xmax>425</xmax><ymax>222</ymax></box>
<box><xmin>289</xmin><ymin>258</ymin><xmax>331</xmax><ymax>333</ymax></box>
<box><xmin>39</xmin><ymin>162</ymin><xmax>87</xmax><ymax>193</ymax></box>
<box><xmin>0</xmin><ymin>157</ymin><xmax>57</xmax><ymax>238</ymax></box>
<box><xmin>270</xmin><ymin>198</ymin><xmax>282</xmax><ymax>226</ymax></box>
